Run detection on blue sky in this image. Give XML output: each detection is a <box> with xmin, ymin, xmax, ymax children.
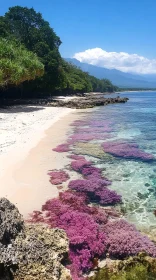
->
<box><xmin>1</xmin><ymin>0</ymin><xmax>156</xmax><ymax>74</ymax></box>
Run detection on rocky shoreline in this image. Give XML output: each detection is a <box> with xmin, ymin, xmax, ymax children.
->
<box><xmin>49</xmin><ymin>96</ymin><xmax>129</xmax><ymax>109</ymax></box>
<box><xmin>0</xmin><ymin>93</ymin><xmax>128</xmax><ymax>109</ymax></box>
<box><xmin>1</xmin><ymin>198</ymin><xmax>156</xmax><ymax>280</ymax></box>
<box><xmin>0</xmin><ymin>198</ymin><xmax>71</xmax><ymax>280</ymax></box>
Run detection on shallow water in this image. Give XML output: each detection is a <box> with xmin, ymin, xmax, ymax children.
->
<box><xmin>73</xmin><ymin>91</ymin><xmax>156</xmax><ymax>230</ymax></box>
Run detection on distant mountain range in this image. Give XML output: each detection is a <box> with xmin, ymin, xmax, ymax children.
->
<box><xmin>66</xmin><ymin>58</ymin><xmax>156</xmax><ymax>88</ymax></box>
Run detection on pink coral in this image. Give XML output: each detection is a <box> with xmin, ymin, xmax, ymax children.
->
<box><xmin>71</xmin><ymin>159</ymin><xmax>92</xmax><ymax>172</ymax></box>
<box><xmin>48</xmin><ymin>170</ymin><xmax>69</xmax><ymax>185</ymax></box>
<box><xmin>29</xmin><ymin>191</ymin><xmax>156</xmax><ymax>279</ymax></box>
<box><xmin>104</xmin><ymin>219</ymin><xmax>156</xmax><ymax>258</ymax></box>
<box><xmin>68</xmin><ymin>155</ymin><xmax>86</xmax><ymax>160</ymax></box>
<box><xmin>102</xmin><ymin>141</ymin><xmax>154</xmax><ymax>161</ymax></box>
<box><xmin>68</xmin><ymin>132</ymin><xmax>112</xmax><ymax>143</ymax></box>
<box><xmin>68</xmin><ymin>179</ymin><xmax>121</xmax><ymax>206</ymax></box>
<box><xmin>53</xmin><ymin>143</ymin><xmax>70</xmax><ymax>152</ymax></box>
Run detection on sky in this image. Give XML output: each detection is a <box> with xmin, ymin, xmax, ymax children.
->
<box><xmin>1</xmin><ymin>0</ymin><xmax>156</xmax><ymax>74</ymax></box>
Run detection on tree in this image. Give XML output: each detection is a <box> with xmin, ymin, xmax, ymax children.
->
<box><xmin>4</xmin><ymin>6</ymin><xmax>63</xmax><ymax>92</ymax></box>
<box><xmin>0</xmin><ymin>38</ymin><xmax>44</xmax><ymax>87</ymax></box>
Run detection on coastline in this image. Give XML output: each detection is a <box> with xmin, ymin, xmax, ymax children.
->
<box><xmin>0</xmin><ymin>106</ymin><xmax>78</xmax><ymax>216</ymax></box>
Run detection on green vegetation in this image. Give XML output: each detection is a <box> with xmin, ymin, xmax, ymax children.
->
<box><xmin>90</xmin><ymin>264</ymin><xmax>156</xmax><ymax>280</ymax></box>
<box><xmin>90</xmin><ymin>256</ymin><xmax>156</xmax><ymax>280</ymax></box>
<box><xmin>0</xmin><ymin>38</ymin><xmax>44</xmax><ymax>87</ymax></box>
<box><xmin>0</xmin><ymin>6</ymin><xmax>118</xmax><ymax>97</ymax></box>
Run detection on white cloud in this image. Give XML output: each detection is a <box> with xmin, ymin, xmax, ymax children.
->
<box><xmin>73</xmin><ymin>48</ymin><xmax>156</xmax><ymax>74</ymax></box>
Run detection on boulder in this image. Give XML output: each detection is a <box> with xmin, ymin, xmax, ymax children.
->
<box><xmin>0</xmin><ymin>198</ymin><xmax>71</xmax><ymax>280</ymax></box>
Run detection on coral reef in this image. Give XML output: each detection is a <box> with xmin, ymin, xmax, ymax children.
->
<box><xmin>68</xmin><ymin>132</ymin><xmax>113</xmax><ymax>143</ymax></box>
<box><xmin>76</xmin><ymin>126</ymin><xmax>113</xmax><ymax>133</ymax></box>
<box><xmin>48</xmin><ymin>170</ymin><xmax>70</xmax><ymax>185</ymax></box>
<box><xmin>29</xmin><ymin>189</ymin><xmax>156</xmax><ymax>280</ymax></box>
<box><xmin>68</xmin><ymin>155</ymin><xmax>86</xmax><ymax>160</ymax></box>
<box><xmin>71</xmin><ymin>159</ymin><xmax>92</xmax><ymax>172</ymax></box>
<box><xmin>102</xmin><ymin>141</ymin><xmax>154</xmax><ymax>161</ymax></box>
<box><xmin>68</xmin><ymin>179</ymin><xmax>121</xmax><ymax>206</ymax></box>
<box><xmin>30</xmin><ymin>191</ymin><xmax>109</xmax><ymax>279</ymax></box>
<box><xmin>73</xmin><ymin>142</ymin><xmax>113</xmax><ymax>159</ymax></box>
<box><xmin>53</xmin><ymin>143</ymin><xmax>71</xmax><ymax>152</ymax></box>
<box><xmin>104</xmin><ymin>219</ymin><xmax>156</xmax><ymax>258</ymax></box>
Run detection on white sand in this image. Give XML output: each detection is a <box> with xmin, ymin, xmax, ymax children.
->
<box><xmin>0</xmin><ymin>106</ymin><xmax>72</xmax><ymax>173</ymax></box>
<box><xmin>0</xmin><ymin>105</ymin><xmax>76</xmax><ymax>216</ymax></box>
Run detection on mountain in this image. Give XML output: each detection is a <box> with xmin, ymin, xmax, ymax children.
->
<box><xmin>65</xmin><ymin>58</ymin><xmax>156</xmax><ymax>88</ymax></box>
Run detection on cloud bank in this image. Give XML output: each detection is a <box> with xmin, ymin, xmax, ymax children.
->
<box><xmin>73</xmin><ymin>48</ymin><xmax>156</xmax><ymax>74</ymax></box>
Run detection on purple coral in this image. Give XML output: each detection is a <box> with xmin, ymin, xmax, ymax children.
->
<box><xmin>48</xmin><ymin>170</ymin><xmax>69</xmax><ymax>185</ymax></box>
<box><xmin>81</xmin><ymin>166</ymin><xmax>102</xmax><ymax>176</ymax></box>
<box><xmin>31</xmin><ymin>191</ymin><xmax>107</xmax><ymax>277</ymax></box>
<box><xmin>77</xmin><ymin>127</ymin><xmax>113</xmax><ymax>133</ymax></box>
<box><xmin>68</xmin><ymin>179</ymin><xmax>121</xmax><ymax>206</ymax></box>
<box><xmin>68</xmin><ymin>132</ymin><xmax>112</xmax><ymax>143</ymax></box>
<box><xmin>29</xmin><ymin>190</ymin><xmax>156</xmax><ymax>279</ymax></box>
<box><xmin>53</xmin><ymin>143</ymin><xmax>70</xmax><ymax>152</ymax></box>
<box><xmin>71</xmin><ymin>159</ymin><xmax>92</xmax><ymax>172</ymax></box>
<box><xmin>68</xmin><ymin>155</ymin><xmax>86</xmax><ymax>160</ymax></box>
<box><xmin>104</xmin><ymin>219</ymin><xmax>156</xmax><ymax>258</ymax></box>
<box><xmin>102</xmin><ymin>141</ymin><xmax>154</xmax><ymax>161</ymax></box>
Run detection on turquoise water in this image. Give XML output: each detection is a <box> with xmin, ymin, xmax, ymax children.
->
<box><xmin>77</xmin><ymin>92</ymin><xmax>156</xmax><ymax>230</ymax></box>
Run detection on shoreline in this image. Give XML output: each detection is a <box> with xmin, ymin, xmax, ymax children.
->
<box><xmin>0</xmin><ymin>106</ymin><xmax>79</xmax><ymax>216</ymax></box>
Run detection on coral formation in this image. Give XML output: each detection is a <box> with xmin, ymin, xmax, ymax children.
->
<box><xmin>29</xmin><ymin>189</ymin><xmax>156</xmax><ymax>280</ymax></box>
<box><xmin>68</xmin><ymin>179</ymin><xmax>121</xmax><ymax>206</ymax></box>
<box><xmin>71</xmin><ymin>159</ymin><xmax>92</xmax><ymax>172</ymax></box>
<box><xmin>104</xmin><ymin>219</ymin><xmax>156</xmax><ymax>258</ymax></box>
<box><xmin>68</xmin><ymin>154</ymin><xmax>86</xmax><ymax>160</ymax></box>
<box><xmin>53</xmin><ymin>143</ymin><xmax>71</xmax><ymax>152</ymax></box>
<box><xmin>48</xmin><ymin>170</ymin><xmax>70</xmax><ymax>185</ymax></box>
<box><xmin>68</xmin><ymin>132</ymin><xmax>113</xmax><ymax>143</ymax></box>
<box><xmin>102</xmin><ymin>141</ymin><xmax>154</xmax><ymax>161</ymax></box>
<box><xmin>73</xmin><ymin>142</ymin><xmax>112</xmax><ymax>159</ymax></box>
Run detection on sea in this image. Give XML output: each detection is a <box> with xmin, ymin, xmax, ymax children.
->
<box><xmin>73</xmin><ymin>91</ymin><xmax>156</xmax><ymax>231</ymax></box>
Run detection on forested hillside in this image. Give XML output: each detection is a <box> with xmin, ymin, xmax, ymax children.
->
<box><xmin>0</xmin><ymin>6</ymin><xmax>118</xmax><ymax>97</ymax></box>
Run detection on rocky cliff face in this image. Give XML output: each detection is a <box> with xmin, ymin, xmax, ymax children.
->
<box><xmin>0</xmin><ymin>198</ymin><xmax>71</xmax><ymax>280</ymax></box>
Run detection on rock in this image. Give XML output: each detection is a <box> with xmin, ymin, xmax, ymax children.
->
<box><xmin>0</xmin><ymin>198</ymin><xmax>71</xmax><ymax>280</ymax></box>
<box><xmin>49</xmin><ymin>96</ymin><xmax>129</xmax><ymax>109</ymax></box>
<box><xmin>0</xmin><ymin>198</ymin><xmax>24</xmax><ymax>245</ymax></box>
<box><xmin>13</xmin><ymin>225</ymin><xmax>71</xmax><ymax>280</ymax></box>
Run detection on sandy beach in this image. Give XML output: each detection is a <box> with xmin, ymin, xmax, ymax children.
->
<box><xmin>0</xmin><ymin>105</ymin><xmax>79</xmax><ymax>217</ymax></box>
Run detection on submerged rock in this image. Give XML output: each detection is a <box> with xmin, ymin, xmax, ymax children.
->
<box><xmin>73</xmin><ymin>142</ymin><xmax>113</xmax><ymax>159</ymax></box>
<box><xmin>0</xmin><ymin>198</ymin><xmax>71</xmax><ymax>280</ymax></box>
